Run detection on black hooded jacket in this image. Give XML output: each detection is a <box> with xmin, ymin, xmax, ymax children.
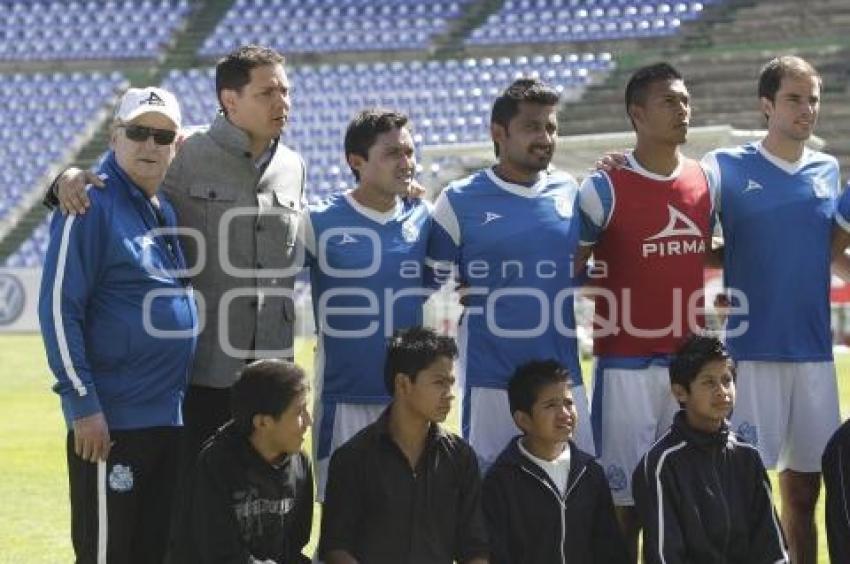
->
<box><xmin>482</xmin><ymin>436</ymin><xmax>629</xmax><ymax>564</ymax></box>
<box><xmin>633</xmin><ymin>411</ymin><xmax>788</xmax><ymax>564</ymax></box>
<box><xmin>187</xmin><ymin>421</ymin><xmax>313</xmax><ymax>564</ymax></box>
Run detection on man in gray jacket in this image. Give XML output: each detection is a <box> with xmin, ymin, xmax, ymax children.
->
<box><xmin>51</xmin><ymin>44</ymin><xmax>305</xmax><ymax>490</ymax></box>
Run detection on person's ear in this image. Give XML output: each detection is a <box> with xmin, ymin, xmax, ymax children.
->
<box><xmin>513</xmin><ymin>410</ymin><xmax>533</xmax><ymax>434</ymax></box>
<box><xmin>671</xmin><ymin>383</ymin><xmax>689</xmax><ymax>405</ymax></box>
<box><xmin>759</xmin><ymin>97</ymin><xmax>774</xmax><ymax>123</ymax></box>
<box><xmin>252</xmin><ymin>413</ymin><xmax>269</xmax><ymax>432</ymax></box>
<box><xmin>220</xmin><ymin>89</ymin><xmax>239</xmax><ymax>117</ymax></box>
<box><xmin>347</xmin><ymin>153</ymin><xmax>365</xmax><ymax>176</ymax></box>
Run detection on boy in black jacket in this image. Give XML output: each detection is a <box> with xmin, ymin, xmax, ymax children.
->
<box><xmin>633</xmin><ymin>335</ymin><xmax>788</xmax><ymax>564</ymax></box>
<box><xmin>188</xmin><ymin>359</ymin><xmax>314</xmax><ymax>563</ymax></box>
<box><xmin>483</xmin><ymin>360</ymin><xmax>628</xmax><ymax>564</ymax></box>
<box><xmin>823</xmin><ymin>418</ymin><xmax>850</xmax><ymax>564</ymax></box>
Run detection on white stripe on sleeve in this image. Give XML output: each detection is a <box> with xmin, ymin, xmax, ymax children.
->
<box><xmin>52</xmin><ymin>215</ymin><xmax>88</xmax><ymax>398</ymax></box>
<box><xmin>432</xmin><ymin>192</ymin><xmax>461</xmax><ymax>246</ymax></box>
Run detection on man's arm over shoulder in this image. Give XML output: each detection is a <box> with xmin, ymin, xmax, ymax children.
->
<box><xmin>631</xmin><ymin>447</ymin><xmax>688</xmax><ymax>564</ymax></box>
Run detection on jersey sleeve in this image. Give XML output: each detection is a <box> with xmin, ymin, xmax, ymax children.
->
<box><xmin>577</xmin><ymin>172</ymin><xmax>614</xmax><ymax>246</ymax></box>
<box><xmin>37</xmin><ymin>202</ymin><xmax>109</xmax><ymax>421</ymax></box>
<box><xmin>426</xmin><ymin>189</ymin><xmax>462</xmax><ymax>287</ymax></box>
<box><xmin>834</xmin><ymin>176</ymin><xmax>850</xmax><ymax>234</ymax></box>
<box><xmin>700</xmin><ymin>151</ymin><xmax>723</xmax><ymax>232</ymax></box>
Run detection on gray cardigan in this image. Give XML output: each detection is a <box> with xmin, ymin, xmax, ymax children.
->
<box><xmin>162</xmin><ymin>114</ymin><xmax>305</xmax><ymax>388</ymax></box>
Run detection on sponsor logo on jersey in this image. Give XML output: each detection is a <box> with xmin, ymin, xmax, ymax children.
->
<box><xmin>337</xmin><ymin>232</ymin><xmax>359</xmax><ymax>245</ymax></box>
<box><xmin>482</xmin><ymin>212</ymin><xmax>502</xmax><ymax>225</ymax></box>
<box><xmin>812</xmin><ymin>177</ymin><xmax>832</xmax><ymax>199</ymax></box>
<box><xmin>641</xmin><ymin>205</ymin><xmax>706</xmax><ymax>258</ymax></box>
<box><xmin>108</xmin><ymin>464</ymin><xmax>134</xmax><ymax>492</ymax></box>
<box><xmin>401</xmin><ymin>220</ymin><xmax>419</xmax><ymax>243</ymax></box>
<box><xmin>743</xmin><ymin>179</ymin><xmax>764</xmax><ymax>193</ymax></box>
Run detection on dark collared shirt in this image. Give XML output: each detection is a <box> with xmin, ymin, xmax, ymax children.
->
<box><xmin>319</xmin><ymin>408</ymin><xmax>489</xmax><ymax>564</ymax></box>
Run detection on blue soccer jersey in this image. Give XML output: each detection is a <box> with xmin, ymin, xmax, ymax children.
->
<box><xmin>427</xmin><ymin>167</ymin><xmax>583</xmax><ymax>394</ymax></box>
<box><xmin>702</xmin><ymin>141</ymin><xmax>840</xmax><ymax>361</ymax></box>
<box><xmin>303</xmin><ymin>193</ymin><xmax>432</xmax><ymax>403</ymax></box>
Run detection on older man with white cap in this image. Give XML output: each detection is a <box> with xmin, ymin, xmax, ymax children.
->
<box><xmin>38</xmin><ymin>86</ymin><xmax>198</xmax><ymax>564</ymax></box>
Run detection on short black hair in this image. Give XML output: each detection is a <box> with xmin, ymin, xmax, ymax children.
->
<box><xmin>757</xmin><ymin>55</ymin><xmax>821</xmax><ymax>121</ymax></box>
<box><xmin>215</xmin><ymin>45</ymin><xmax>286</xmax><ymax>115</ymax></box>
<box><xmin>231</xmin><ymin>359</ymin><xmax>307</xmax><ymax>436</ymax></box>
<box><xmin>508</xmin><ymin>359</ymin><xmax>571</xmax><ymax>416</ymax></box>
<box><xmin>669</xmin><ymin>334</ymin><xmax>733</xmax><ymax>392</ymax></box>
<box><xmin>344</xmin><ymin>108</ymin><xmax>410</xmax><ymax>181</ymax></box>
<box><xmin>384</xmin><ymin>326</ymin><xmax>458</xmax><ymax>396</ymax></box>
<box><xmin>490</xmin><ymin>78</ymin><xmax>559</xmax><ymax>157</ymax></box>
<box><xmin>624</xmin><ymin>62</ymin><xmax>683</xmax><ymax>126</ymax></box>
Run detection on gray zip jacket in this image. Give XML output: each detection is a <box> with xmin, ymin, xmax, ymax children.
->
<box><xmin>162</xmin><ymin>114</ymin><xmax>305</xmax><ymax>388</ymax></box>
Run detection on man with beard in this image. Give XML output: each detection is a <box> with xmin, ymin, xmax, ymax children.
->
<box><xmin>427</xmin><ymin>78</ymin><xmax>593</xmax><ymax>471</ymax></box>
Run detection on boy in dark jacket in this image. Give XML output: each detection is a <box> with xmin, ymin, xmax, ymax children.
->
<box><xmin>633</xmin><ymin>335</ymin><xmax>788</xmax><ymax>564</ymax></box>
<box><xmin>188</xmin><ymin>359</ymin><xmax>314</xmax><ymax>563</ymax></box>
<box><xmin>483</xmin><ymin>360</ymin><xmax>628</xmax><ymax>564</ymax></box>
<box><xmin>823</xmin><ymin>418</ymin><xmax>850</xmax><ymax>564</ymax></box>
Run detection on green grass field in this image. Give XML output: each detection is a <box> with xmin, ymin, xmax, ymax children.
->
<box><xmin>1</xmin><ymin>334</ymin><xmax>848</xmax><ymax>562</ymax></box>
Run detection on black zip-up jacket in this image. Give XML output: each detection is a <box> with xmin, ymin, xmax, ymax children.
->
<box><xmin>482</xmin><ymin>436</ymin><xmax>629</xmax><ymax>564</ymax></box>
<box><xmin>823</xmin><ymin>418</ymin><xmax>850</xmax><ymax>564</ymax></box>
<box><xmin>633</xmin><ymin>411</ymin><xmax>788</xmax><ymax>564</ymax></box>
<box><xmin>187</xmin><ymin>422</ymin><xmax>313</xmax><ymax>564</ymax></box>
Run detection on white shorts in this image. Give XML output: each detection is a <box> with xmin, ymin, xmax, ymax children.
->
<box><xmin>312</xmin><ymin>401</ymin><xmax>386</xmax><ymax>502</ymax></box>
<box><xmin>730</xmin><ymin>360</ymin><xmax>840</xmax><ymax>473</ymax></box>
<box><xmin>590</xmin><ymin>363</ymin><xmax>680</xmax><ymax>506</ymax></box>
<box><xmin>466</xmin><ymin>384</ymin><xmax>594</xmax><ymax>473</ymax></box>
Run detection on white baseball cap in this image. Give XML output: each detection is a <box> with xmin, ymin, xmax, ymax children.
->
<box><xmin>115</xmin><ymin>87</ymin><xmax>182</xmax><ymax>129</ymax></box>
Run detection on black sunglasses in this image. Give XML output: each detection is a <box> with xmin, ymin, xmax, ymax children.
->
<box><xmin>120</xmin><ymin>124</ymin><xmax>177</xmax><ymax>146</ymax></box>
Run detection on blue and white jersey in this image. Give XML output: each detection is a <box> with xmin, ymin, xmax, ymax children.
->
<box><xmin>427</xmin><ymin>167</ymin><xmax>583</xmax><ymax>391</ymax></box>
<box><xmin>702</xmin><ymin>141</ymin><xmax>840</xmax><ymax>361</ymax></box>
<box><xmin>302</xmin><ymin>193</ymin><xmax>432</xmax><ymax>403</ymax></box>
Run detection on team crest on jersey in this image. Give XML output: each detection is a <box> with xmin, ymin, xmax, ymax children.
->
<box><xmin>736</xmin><ymin>421</ymin><xmax>759</xmax><ymax>447</ymax></box>
<box><xmin>401</xmin><ymin>220</ymin><xmax>419</xmax><ymax>243</ymax></box>
<box><xmin>108</xmin><ymin>464</ymin><xmax>134</xmax><ymax>492</ymax></box>
<box><xmin>606</xmin><ymin>465</ymin><xmax>627</xmax><ymax>491</ymax></box>
<box><xmin>812</xmin><ymin>177</ymin><xmax>832</xmax><ymax>199</ymax></box>
<box><xmin>553</xmin><ymin>196</ymin><xmax>573</xmax><ymax>218</ymax></box>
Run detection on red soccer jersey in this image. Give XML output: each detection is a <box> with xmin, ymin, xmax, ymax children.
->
<box><xmin>588</xmin><ymin>157</ymin><xmax>712</xmax><ymax>357</ymax></box>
